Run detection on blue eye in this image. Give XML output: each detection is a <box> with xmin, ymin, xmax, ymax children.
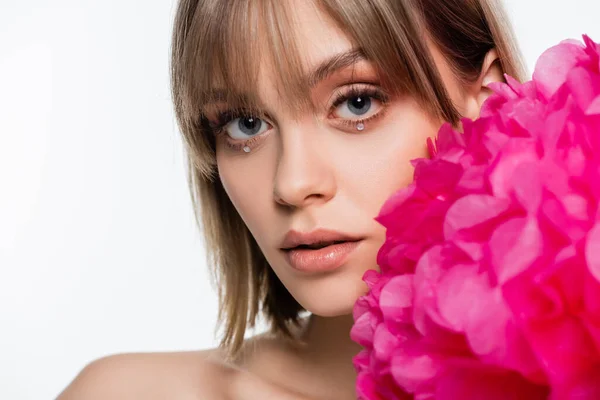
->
<box><xmin>225</xmin><ymin>116</ymin><xmax>270</xmax><ymax>139</ymax></box>
<box><xmin>348</xmin><ymin>96</ymin><xmax>371</xmax><ymax>115</ymax></box>
<box><xmin>333</xmin><ymin>88</ymin><xmax>386</xmax><ymax>121</ymax></box>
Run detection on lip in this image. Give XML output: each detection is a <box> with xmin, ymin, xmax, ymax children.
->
<box><xmin>280</xmin><ymin>229</ymin><xmax>364</xmax><ymax>272</ymax></box>
<box><xmin>280</xmin><ymin>229</ymin><xmax>363</xmax><ymax>250</ymax></box>
<box><xmin>283</xmin><ymin>240</ymin><xmax>362</xmax><ymax>272</ymax></box>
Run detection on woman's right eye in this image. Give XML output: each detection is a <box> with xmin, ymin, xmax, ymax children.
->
<box><xmin>224</xmin><ymin>116</ymin><xmax>271</xmax><ymax>140</ymax></box>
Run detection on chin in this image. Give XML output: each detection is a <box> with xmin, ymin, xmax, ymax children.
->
<box><xmin>292</xmin><ymin>268</ymin><xmax>371</xmax><ymax>317</ymax></box>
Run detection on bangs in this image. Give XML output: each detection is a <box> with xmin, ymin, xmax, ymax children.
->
<box><xmin>172</xmin><ymin>0</ymin><xmax>458</xmax><ymax>178</ymax></box>
<box><xmin>181</xmin><ymin>0</ymin><xmax>311</xmax><ymax>118</ymax></box>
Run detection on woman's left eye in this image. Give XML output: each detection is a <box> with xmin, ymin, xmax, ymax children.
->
<box><xmin>332</xmin><ymin>92</ymin><xmax>385</xmax><ymax>121</ymax></box>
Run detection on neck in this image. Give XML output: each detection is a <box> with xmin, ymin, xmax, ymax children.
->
<box><xmin>301</xmin><ymin>313</ymin><xmax>361</xmax><ymax>357</ymax></box>
<box><xmin>297</xmin><ymin>313</ymin><xmax>361</xmax><ymax>395</ymax></box>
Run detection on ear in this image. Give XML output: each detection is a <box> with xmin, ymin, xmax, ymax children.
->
<box><xmin>462</xmin><ymin>48</ymin><xmax>505</xmax><ymax>119</ymax></box>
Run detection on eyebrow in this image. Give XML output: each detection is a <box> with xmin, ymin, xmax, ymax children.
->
<box><xmin>201</xmin><ymin>48</ymin><xmax>368</xmax><ymax>108</ymax></box>
<box><xmin>307</xmin><ymin>47</ymin><xmax>368</xmax><ymax>87</ymax></box>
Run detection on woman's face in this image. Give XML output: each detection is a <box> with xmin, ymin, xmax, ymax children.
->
<box><xmin>212</xmin><ymin>1</ymin><xmax>492</xmax><ymax>317</ymax></box>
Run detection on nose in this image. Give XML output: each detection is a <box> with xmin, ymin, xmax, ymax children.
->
<box><xmin>272</xmin><ymin>122</ymin><xmax>336</xmax><ymax>209</ymax></box>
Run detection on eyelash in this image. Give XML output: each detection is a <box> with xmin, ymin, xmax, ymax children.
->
<box><xmin>329</xmin><ymin>85</ymin><xmax>389</xmax><ymax>128</ymax></box>
<box><xmin>207</xmin><ymin>84</ymin><xmax>390</xmax><ymax>151</ymax></box>
<box><xmin>206</xmin><ymin>111</ymin><xmax>265</xmax><ymax>152</ymax></box>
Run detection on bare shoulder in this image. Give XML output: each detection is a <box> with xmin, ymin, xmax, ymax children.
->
<box><xmin>57</xmin><ymin>349</ymin><xmax>235</xmax><ymax>400</ymax></box>
<box><xmin>57</xmin><ymin>330</ymin><xmax>313</xmax><ymax>400</ymax></box>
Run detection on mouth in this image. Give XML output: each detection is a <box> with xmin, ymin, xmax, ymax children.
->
<box><xmin>280</xmin><ymin>229</ymin><xmax>364</xmax><ymax>272</ymax></box>
<box><xmin>286</xmin><ymin>240</ymin><xmax>350</xmax><ymax>250</ymax></box>
<box><xmin>280</xmin><ymin>228</ymin><xmax>363</xmax><ymax>250</ymax></box>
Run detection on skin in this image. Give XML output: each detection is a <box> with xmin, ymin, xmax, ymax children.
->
<box><xmin>58</xmin><ymin>1</ymin><xmax>504</xmax><ymax>399</ymax></box>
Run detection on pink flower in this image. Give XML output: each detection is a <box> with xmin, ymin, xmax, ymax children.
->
<box><xmin>353</xmin><ymin>35</ymin><xmax>600</xmax><ymax>399</ymax></box>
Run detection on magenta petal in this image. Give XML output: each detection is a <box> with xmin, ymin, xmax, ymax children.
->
<box><xmin>412</xmin><ymin>246</ymin><xmax>445</xmax><ymax>333</ymax></box>
<box><xmin>414</xmin><ymin>159</ymin><xmax>463</xmax><ymax>197</ymax></box>
<box><xmin>550</xmin><ymin>365</ymin><xmax>600</xmax><ymax>400</ymax></box>
<box><xmin>376</xmin><ymin>185</ymin><xmax>416</xmax><ymax>226</ymax></box>
<box><xmin>533</xmin><ymin>40</ymin><xmax>584</xmax><ymax>99</ymax></box>
<box><xmin>427</xmin><ymin>137</ymin><xmax>437</xmax><ymax>158</ymax></box>
<box><xmin>435</xmin><ymin>122</ymin><xmax>466</xmax><ymax>153</ymax></box>
<box><xmin>487</xmin><ymin>139</ymin><xmax>539</xmax><ymax>199</ymax></box>
<box><xmin>373</xmin><ymin>323</ymin><xmax>402</xmax><ymax>362</ymax></box>
<box><xmin>356</xmin><ymin>372</ymin><xmax>413</xmax><ymax>400</ymax></box>
<box><xmin>489</xmin><ymin>218</ymin><xmax>543</xmax><ymax>284</ymax></box>
<box><xmin>505</xmin><ymin>74</ymin><xmax>523</xmax><ymax>93</ymax></box>
<box><xmin>586</xmin><ymin>95</ymin><xmax>600</xmax><ymax>115</ymax></box>
<box><xmin>435</xmin><ymin>367</ymin><xmax>549</xmax><ymax>400</ymax></box>
<box><xmin>525</xmin><ymin>316</ymin><xmax>597</xmax><ymax>387</ymax></box>
<box><xmin>566</xmin><ymin>66</ymin><xmax>600</xmax><ymax>111</ymax></box>
<box><xmin>351</xmin><ymin>311</ymin><xmax>379</xmax><ymax>348</ymax></box>
<box><xmin>435</xmin><ymin>263</ymin><xmax>484</xmax><ymax>332</ymax></box>
<box><xmin>355</xmin><ymin>372</ymin><xmax>378</xmax><ymax>400</ymax></box>
<box><xmin>354</xmin><ymin>297</ymin><xmax>372</xmax><ymax>320</ymax></box>
<box><xmin>390</xmin><ymin>350</ymin><xmax>442</xmax><ymax>394</ymax></box>
<box><xmin>586</xmin><ymin>223</ymin><xmax>600</xmax><ymax>283</ymax></box>
<box><xmin>354</xmin><ymin>349</ymin><xmax>370</xmax><ymax>371</ymax></box>
<box><xmin>511</xmin><ymin>161</ymin><xmax>543</xmax><ymax>211</ymax></box>
<box><xmin>363</xmin><ymin>269</ymin><xmax>382</xmax><ymax>288</ymax></box>
<box><xmin>584</xmin><ymin>267</ymin><xmax>600</xmax><ymax>321</ymax></box>
<box><xmin>581</xmin><ymin>314</ymin><xmax>600</xmax><ymax>356</ymax></box>
<box><xmin>380</xmin><ymin>275</ymin><xmax>414</xmax><ymax>323</ymax></box>
<box><xmin>443</xmin><ymin>194</ymin><xmax>511</xmax><ymax>240</ymax></box>
<box><xmin>463</xmin><ymin>289</ymin><xmax>510</xmax><ymax>359</ymax></box>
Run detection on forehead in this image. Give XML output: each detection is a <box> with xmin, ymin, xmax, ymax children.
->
<box><xmin>253</xmin><ymin>2</ymin><xmax>357</xmax><ymax>107</ymax></box>
<box><xmin>285</xmin><ymin>1</ymin><xmax>354</xmax><ymax>69</ymax></box>
<box><xmin>196</xmin><ymin>0</ymin><xmax>359</xmax><ymax>115</ymax></box>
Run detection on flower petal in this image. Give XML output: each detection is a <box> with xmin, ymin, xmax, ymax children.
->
<box><xmin>586</xmin><ymin>223</ymin><xmax>600</xmax><ymax>283</ymax></box>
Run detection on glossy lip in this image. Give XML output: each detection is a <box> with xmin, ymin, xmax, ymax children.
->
<box><xmin>280</xmin><ymin>229</ymin><xmax>364</xmax><ymax>272</ymax></box>
<box><xmin>280</xmin><ymin>228</ymin><xmax>363</xmax><ymax>250</ymax></box>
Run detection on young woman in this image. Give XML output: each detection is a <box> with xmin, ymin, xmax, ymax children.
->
<box><xmin>59</xmin><ymin>0</ymin><xmax>526</xmax><ymax>398</ymax></box>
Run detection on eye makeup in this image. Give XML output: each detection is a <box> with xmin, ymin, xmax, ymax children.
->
<box><xmin>328</xmin><ymin>83</ymin><xmax>390</xmax><ymax>132</ymax></box>
<box><xmin>205</xmin><ymin>82</ymin><xmax>391</xmax><ymax>152</ymax></box>
<box><xmin>206</xmin><ymin>110</ymin><xmax>274</xmax><ymax>152</ymax></box>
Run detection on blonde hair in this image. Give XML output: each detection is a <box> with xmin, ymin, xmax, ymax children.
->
<box><xmin>170</xmin><ymin>0</ymin><xmax>526</xmax><ymax>356</ymax></box>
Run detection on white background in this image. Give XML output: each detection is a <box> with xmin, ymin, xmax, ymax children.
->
<box><xmin>1</xmin><ymin>1</ymin><xmax>599</xmax><ymax>399</ymax></box>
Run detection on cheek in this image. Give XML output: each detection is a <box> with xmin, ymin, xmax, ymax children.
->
<box><xmin>337</xmin><ymin>100</ymin><xmax>440</xmax><ymax>215</ymax></box>
<box><xmin>216</xmin><ymin>147</ymin><xmax>275</xmax><ymax>239</ymax></box>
